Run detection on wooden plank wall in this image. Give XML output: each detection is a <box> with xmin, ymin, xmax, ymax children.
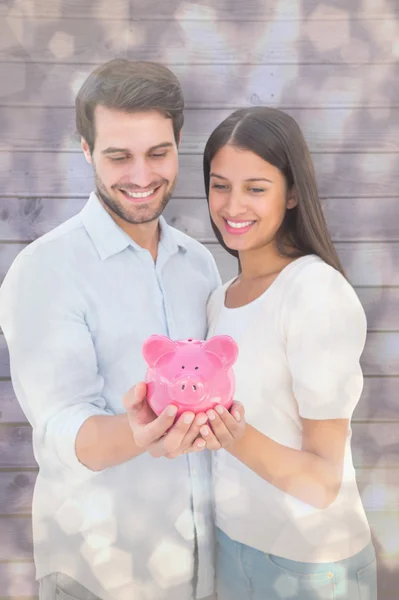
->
<box><xmin>0</xmin><ymin>0</ymin><xmax>398</xmax><ymax>597</ymax></box>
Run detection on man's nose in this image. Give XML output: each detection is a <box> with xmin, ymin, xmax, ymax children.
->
<box><xmin>127</xmin><ymin>159</ymin><xmax>155</xmax><ymax>189</ymax></box>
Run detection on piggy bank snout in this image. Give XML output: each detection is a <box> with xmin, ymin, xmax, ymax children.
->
<box><xmin>171</xmin><ymin>375</ymin><xmax>206</xmax><ymax>404</ymax></box>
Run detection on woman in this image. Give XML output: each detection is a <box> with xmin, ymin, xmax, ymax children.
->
<box><xmin>198</xmin><ymin>107</ymin><xmax>377</xmax><ymax>600</ymax></box>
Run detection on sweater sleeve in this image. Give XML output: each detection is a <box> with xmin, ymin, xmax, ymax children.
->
<box><xmin>284</xmin><ymin>262</ymin><xmax>367</xmax><ymax>420</ymax></box>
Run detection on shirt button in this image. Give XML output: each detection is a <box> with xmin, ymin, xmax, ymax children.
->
<box><xmin>326</xmin><ymin>572</ymin><xmax>334</xmax><ymax>579</ymax></box>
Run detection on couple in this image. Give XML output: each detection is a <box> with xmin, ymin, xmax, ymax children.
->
<box><xmin>0</xmin><ymin>59</ymin><xmax>377</xmax><ymax>600</ymax></box>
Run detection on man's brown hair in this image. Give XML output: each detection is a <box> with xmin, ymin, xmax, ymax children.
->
<box><xmin>75</xmin><ymin>59</ymin><xmax>184</xmax><ymax>153</ymax></box>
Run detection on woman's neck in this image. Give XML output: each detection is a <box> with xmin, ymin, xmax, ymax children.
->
<box><xmin>238</xmin><ymin>243</ymin><xmax>298</xmax><ymax>281</ymax></box>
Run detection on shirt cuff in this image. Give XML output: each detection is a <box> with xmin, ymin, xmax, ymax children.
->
<box><xmin>45</xmin><ymin>405</ymin><xmax>110</xmax><ymax>480</ymax></box>
<box><xmin>298</xmin><ymin>404</ymin><xmax>355</xmax><ymax>420</ymax></box>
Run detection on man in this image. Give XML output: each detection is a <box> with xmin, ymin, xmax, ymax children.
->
<box><xmin>0</xmin><ymin>59</ymin><xmax>244</xmax><ymax>600</ymax></box>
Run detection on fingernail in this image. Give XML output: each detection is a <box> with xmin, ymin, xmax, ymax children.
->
<box><xmin>167</xmin><ymin>406</ymin><xmax>178</xmax><ymax>417</ymax></box>
<box><xmin>234</xmin><ymin>411</ymin><xmax>241</xmax><ymax>422</ymax></box>
<box><xmin>184</xmin><ymin>413</ymin><xmax>195</xmax><ymax>424</ymax></box>
<box><xmin>207</xmin><ymin>410</ymin><xmax>216</xmax><ymax>421</ymax></box>
<box><xmin>201</xmin><ymin>426</ymin><xmax>210</xmax><ymax>437</ymax></box>
<box><xmin>196</xmin><ymin>415</ymin><xmax>208</xmax><ymax>426</ymax></box>
<box><xmin>215</xmin><ymin>405</ymin><xmax>224</xmax><ymax>415</ymax></box>
<box><xmin>197</xmin><ymin>440</ymin><xmax>206</xmax><ymax>448</ymax></box>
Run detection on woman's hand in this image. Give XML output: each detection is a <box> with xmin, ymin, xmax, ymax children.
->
<box><xmin>195</xmin><ymin>401</ymin><xmax>246</xmax><ymax>451</ymax></box>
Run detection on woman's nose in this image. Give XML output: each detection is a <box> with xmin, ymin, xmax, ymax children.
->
<box><xmin>224</xmin><ymin>190</ymin><xmax>247</xmax><ymax>216</ymax></box>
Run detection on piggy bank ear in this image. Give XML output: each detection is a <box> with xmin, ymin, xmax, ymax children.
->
<box><xmin>203</xmin><ymin>335</ymin><xmax>238</xmax><ymax>369</ymax></box>
<box><xmin>142</xmin><ymin>335</ymin><xmax>177</xmax><ymax>368</ymax></box>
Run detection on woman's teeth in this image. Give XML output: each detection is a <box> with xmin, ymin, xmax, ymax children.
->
<box><xmin>226</xmin><ymin>220</ymin><xmax>254</xmax><ymax>228</ymax></box>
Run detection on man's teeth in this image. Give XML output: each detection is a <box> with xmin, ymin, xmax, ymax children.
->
<box><xmin>226</xmin><ymin>220</ymin><xmax>254</xmax><ymax>229</ymax></box>
<box><xmin>124</xmin><ymin>189</ymin><xmax>155</xmax><ymax>198</ymax></box>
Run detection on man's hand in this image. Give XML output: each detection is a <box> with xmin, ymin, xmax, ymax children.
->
<box><xmin>123</xmin><ymin>382</ymin><xmax>208</xmax><ymax>459</ymax></box>
<box><xmin>197</xmin><ymin>401</ymin><xmax>246</xmax><ymax>451</ymax></box>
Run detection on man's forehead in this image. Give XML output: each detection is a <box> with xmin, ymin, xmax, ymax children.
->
<box><xmin>94</xmin><ymin>105</ymin><xmax>173</xmax><ymax>130</ymax></box>
<box><xmin>94</xmin><ymin>106</ymin><xmax>175</xmax><ymax>151</ymax></box>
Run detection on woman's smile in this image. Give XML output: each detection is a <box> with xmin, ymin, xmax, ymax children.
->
<box><xmin>223</xmin><ymin>218</ymin><xmax>257</xmax><ymax>235</ymax></box>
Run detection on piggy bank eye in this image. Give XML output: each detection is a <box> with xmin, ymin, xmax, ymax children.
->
<box><xmin>181</xmin><ymin>365</ymin><xmax>185</xmax><ymax>369</ymax></box>
<box><xmin>195</xmin><ymin>367</ymin><xmax>199</xmax><ymax>370</ymax></box>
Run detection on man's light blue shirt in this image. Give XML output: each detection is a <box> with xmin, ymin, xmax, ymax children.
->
<box><xmin>0</xmin><ymin>192</ymin><xmax>221</xmax><ymax>600</ymax></box>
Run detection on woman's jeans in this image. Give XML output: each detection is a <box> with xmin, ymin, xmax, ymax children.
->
<box><xmin>216</xmin><ymin>528</ymin><xmax>377</xmax><ymax>600</ymax></box>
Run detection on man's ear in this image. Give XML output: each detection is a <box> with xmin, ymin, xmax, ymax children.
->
<box><xmin>287</xmin><ymin>186</ymin><xmax>298</xmax><ymax>210</ymax></box>
<box><xmin>177</xmin><ymin>129</ymin><xmax>182</xmax><ymax>147</ymax></box>
<box><xmin>81</xmin><ymin>138</ymin><xmax>92</xmax><ymax>165</ymax></box>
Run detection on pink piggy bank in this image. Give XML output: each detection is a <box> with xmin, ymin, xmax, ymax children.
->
<box><xmin>142</xmin><ymin>335</ymin><xmax>238</xmax><ymax>417</ymax></box>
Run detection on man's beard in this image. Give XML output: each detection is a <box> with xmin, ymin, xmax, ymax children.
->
<box><xmin>94</xmin><ymin>168</ymin><xmax>175</xmax><ymax>225</ymax></box>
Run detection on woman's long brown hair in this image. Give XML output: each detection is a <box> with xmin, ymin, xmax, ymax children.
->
<box><xmin>203</xmin><ymin>106</ymin><xmax>345</xmax><ymax>277</ymax></box>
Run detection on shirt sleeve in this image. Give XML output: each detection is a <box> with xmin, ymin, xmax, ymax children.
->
<box><xmin>0</xmin><ymin>248</ymin><xmax>113</xmax><ymax>481</ymax></box>
<box><xmin>284</xmin><ymin>262</ymin><xmax>367</xmax><ymax>420</ymax></box>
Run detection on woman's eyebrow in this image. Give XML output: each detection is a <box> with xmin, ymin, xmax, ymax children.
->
<box><xmin>245</xmin><ymin>177</ymin><xmax>273</xmax><ymax>183</ymax></box>
<box><xmin>210</xmin><ymin>172</ymin><xmax>227</xmax><ymax>179</ymax></box>
<box><xmin>210</xmin><ymin>172</ymin><xmax>273</xmax><ymax>184</ymax></box>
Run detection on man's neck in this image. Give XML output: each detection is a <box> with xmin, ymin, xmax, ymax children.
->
<box><xmin>101</xmin><ymin>200</ymin><xmax>161</xmax><ymax>261</ymax></box>
<box><xmin>121</xmin><ymin>218</ymin><xmax>160</xmax><ymax>262</ymax></box>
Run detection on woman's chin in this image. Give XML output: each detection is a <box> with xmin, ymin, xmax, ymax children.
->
<box><xmin>221</xmin><ymin>236</ymin><xmax>251</xmax><ymax>253</ymax></box>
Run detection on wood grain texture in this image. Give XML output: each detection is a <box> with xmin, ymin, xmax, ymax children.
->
<box><xmin>2</xmin><ymin>196</ymin><xmax>399</xmax><ymax>244</ymax></box>
<box><xmin>0</xmin><ymin>152</ymin><xmax>398</xmax><ymax>199</ymax></box>
<box><xmin>360</xmin><ymin>332</ymin><xmax>399</xmax><ymax>376</ymax></box>
<box><xmin>2</xmin><ymin>0</ymin><xmax>397</xmax><ymax>20</ymax></box>
<box><xmin>0</xmin><ymin>240</ymin><xmax>399</xmax><ymax>290</ymax></box>
<box><xmin>0</xmin><ymin>421</ymin><xmax>397</xmax><ymax>469</ymax></box>
<box><xmin>355</xmin><ymin>287</ymin><xmax>399</xmax><ymax>331</ymax></box>
<box><xmin>1</xmin><ymin>17</ymin><xmax>396</xmax><ymax>64</ymax></box>
<box><xmin>319</xmin><ymin>198</ymin><xmax>399</xmax><ymax>243</ymax></box>
<box><xmin>0</xmin><ymin>381</ymin><xmax>27</xmax><ymax>424</ymax></box>
<box><xmin>0</xmin><ymin>1</ymin><xmax>397</xmax><ymax>596</ymax></box>
<box><xmin>0</xmin><ymin>561</ymin><xmax>38</xmax><ymax>597</ymax></box>
<box><xmin>353</xmin><ymin>377</ymin><xmax>399</xmax><ymax>421</ymax></box>
<box><xmin>0</xmin><ymin>472</ymin><xmax>36</xmax><ymax>515</ymax></box>
<box><xmin>356</xmin><ymin>469</ymin><xmax>399</xmax><ymax>513</ymax></box>
<box><xmin>0</xmin><ymin>63</ymin><xmax>397</xmax><ymax>108</ymax></box>
<box><xmin>0</xmin><ymin>517</ymin><xmax>34</xmax><ymax>560</ymax></box>
<box><xmin>0</xmin><ymin>426</ymin><xmax>34</xmax><ymax>468</ymax></box>
<box><xmin>1</xmin><ymin>377</ymin><xmax>398</xmax><ymax>425</ymax></box>
<box><xmin>352</xmin><ymin>422</ymin><xmax>399</xmax><ymax>468</ymax></box>
<box><xmin>2</xmin><ymin>108</ymin><xmax>399</xmax><ymax>154</ymax></box>
<box><xmin>1</xmin><ymin>0</ymin><xmax>129</xmax><ymax>20</ymax></box>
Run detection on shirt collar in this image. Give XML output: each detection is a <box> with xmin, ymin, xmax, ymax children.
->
<box><xmin>80</xmin><ymin>192</ymin><xmax>187</xmax><ymax>260</ymax></box>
